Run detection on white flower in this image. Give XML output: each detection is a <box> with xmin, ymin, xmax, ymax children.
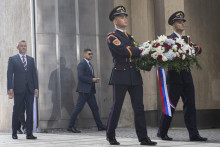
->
<box><xmin>182</xmin><ymin>54</ymin><xmax>186</xmax><ymax>60</ymax></box>
<box><xmin>164</xmin><ymin>50</ymin><xmax>175</xmax><ymax>60</ymax></box>
<box><xmin>182</xmin><ymin>44</ymin><xmax>191</xmax><ymax>53</ymax></box>
<box><xmin>139</xmin><ymin>46</ymin><xmax>145</xmax><ymax>51</ymax></box>
<box><xmin>151</xmin><ymin>47</ymin><xmax>156</xmax><ymax>51</ymax></box>
<box><xmin>142</xmin><ymin>48</ymin><xmax>151</xmax><ymax>55</ymax></box>
<box><xmin>162</xmin><ymin>56</ymin><xmax>168</xmax><ymax>61</ymax></box>
<box><xmin>165</xmin><ymin>39</ymin><xmax>175</xmax><ymax>46</ymax></box>
<box><xmin>155</xmin><ymin>46</ymin><xmax>163</xmax><ymax>54</ymax></box>
<box><xmin>157</xmin><ymin>35</ymin><xmax>167</xmax><ymax>43</ymax></box>
<box><xmin>139</xmin><ymin>47</ymin><xmax>145</xmax><ymax>55</ymax></box>
<box><xmin>187</xmin><ymin>49</ymin><xmax>192</xmax><ymax>55</ymax></box>
<box><xmin>181</xmin><ymin>45</ymin><xmax>187</xmax><ymax>53</ymax></box>
<box><xmin>172</xmin><ymin>45</ymin><xmax>178</xmax><ymax>52</ymax></box>
<box><xmin>142</xmin><ymin>41</ymin><xmax>150</xmax><ymax>46</ymax></box>
<box><xmin>176</xmin><ymin>52</ymin><xmax>180</xmax><ymax>57</ymax></box>
<box><xmin>151</xmin><ymin>52</ymin><xmax>158</xmax><ymax>59</ymax></box>
<box><xmin>176</xmin><ymin>38</ymin><xmax>185</xmax><ymax>45</ymax></box>
<box><xmin>142</xmin><ymin>42</ymin><xmax>151</xmax><ymax>49</ymax></box>
<box><xmin>191</xmin><ymin>48</ymin><xmax>195</xmax><ymax>56</ymax></box>
<box><xmin>139</xmin><ymin>42</ymin><xmax>152</xmax><ymax>54</ymax></box>
<box><xmin>178</xmin><ymin>49</ymin><xmax>183</xmax><ymax>53</ymax></box>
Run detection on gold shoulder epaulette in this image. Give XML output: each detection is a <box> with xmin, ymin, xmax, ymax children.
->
<box><xmin>107</xmin><ymin>32</ymin><xmax>115</xmax><ymax>36</ymax></box>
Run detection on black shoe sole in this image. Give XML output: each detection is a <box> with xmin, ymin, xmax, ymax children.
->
<box><xmin>190</xmin><ymin>139</ymin><xmax>207</xmax><ymax>141</ymax></box>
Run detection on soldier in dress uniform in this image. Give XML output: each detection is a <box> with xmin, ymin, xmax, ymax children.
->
<box><xmin>157</xmin><ymin>11</ymin><xmax>208</xmax><ymax>142</ymax></box>
<box><xmin>105</xmin><ymin>6</ymin><xmax>157</xmax><ymax>146</ymax></box>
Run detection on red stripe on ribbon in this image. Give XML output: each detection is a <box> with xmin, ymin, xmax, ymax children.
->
<box><xmin>158</xmin><ymin>68</ymin><xmax>166</xmax><ymax>114</ymax></box>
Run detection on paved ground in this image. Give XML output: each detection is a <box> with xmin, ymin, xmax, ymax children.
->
<box><xmin>0</xmin><ymin>127</ymin><xmax>219</xmax><ymax>147</ymax></box>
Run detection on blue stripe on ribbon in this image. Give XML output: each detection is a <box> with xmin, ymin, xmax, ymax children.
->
<box><xmin>159</xmin><ymin>67</ymin><xmax>169</xmax><ymax>115</ymax></box>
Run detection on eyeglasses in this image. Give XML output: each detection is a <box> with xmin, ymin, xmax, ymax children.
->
<box><xmin>88</xmin><ymin>53</ymin><xmax>93</xmax><ymax>55</ymax></box>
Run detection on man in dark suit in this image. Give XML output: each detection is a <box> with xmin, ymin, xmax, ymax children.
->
<box><xmin>157</xmin><ymin>11</ymin><xmax>207</xmax><ymax>142</ymax></box>
<box><xmin>67</xmin><ymin>49</ymin><xmax>105</xmax><ymax>133</ymax></box>
<box><xmin>7</xmin><ymin>40</ymin><xmax>39</xmax><ymax>139</ymax></box>
<box><xmin>106</xmin><ymin>6</ymin><xmax>157</xmax><ymax>146</ymax></box>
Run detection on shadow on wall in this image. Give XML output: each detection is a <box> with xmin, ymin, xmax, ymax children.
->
<box><xmin>47</xmin><ymin>57</ymin><xmax>75</xmax><ymax>128</ymax></box>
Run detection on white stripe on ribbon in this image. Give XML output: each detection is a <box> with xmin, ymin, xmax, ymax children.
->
<box><xmin>161</xmin><ymin>68</ymin><xmax>172</xmax><ymax>116</ymax></box>
<box><xmin>33</xmin><ymin>97</ymin><xmax>39</xmax><ymax>132</ymax></box>
<box><xmin>156</xmin><ymin>67</ymin><xmax>175</xmax><ymax>117</ymax></box>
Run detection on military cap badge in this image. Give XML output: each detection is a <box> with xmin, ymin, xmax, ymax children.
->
<box><xmin>109</xmin><ymin>5</ymin><xmax>128</xmax><ymax>21</ymax></box>
<box><xmin>168</xmin><ymin>11</ymin><xmax>186</xmax><ymax>25</ymax></box>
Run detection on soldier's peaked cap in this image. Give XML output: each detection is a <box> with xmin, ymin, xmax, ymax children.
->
<box><xmin>109</xmin><ymin>5</ymin><xmax>128</xmax><ymax>21</ymax></box>
<box><xmin>168</xmin><ymin>11</ymin><xmax>186</xmax><ymax>25</ymax></box>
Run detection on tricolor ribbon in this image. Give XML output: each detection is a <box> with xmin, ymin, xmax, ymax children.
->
<box><xmin>156</xmin><ymin>67</ymin><xmax>176</xmax><ymax>117</ymax></box>
<box><xmin>33</xmin><ymin>97</ymin><xmax>39</xmax><ymax>132</ymax></box>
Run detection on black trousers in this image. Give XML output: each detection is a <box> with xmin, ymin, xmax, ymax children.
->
<box><xmin>17</xmin><ymin>104</ymin><xmax>26</xmax><ymax>130</ymax></box>
<box><xmin>106</xmin><ymin>84</ymin><xmax>147</xmax><ymax>142</ymax></box>
<box><xmin>158</xmin><ymin>82</ymin><xmax>199</xmax><ymax>138</ymax></box>
<box><xmin>68</xmin><ymin>93</ymin><xmax>103</xmax><ymax>128</ymax></box>
<box><xmin>12</xmin><ymin>87</ymin><xmax>34</xmax><ymax>135</ymax></box>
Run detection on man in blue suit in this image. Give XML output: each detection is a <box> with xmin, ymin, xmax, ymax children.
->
<box><xmin>7</xmin><ymin>40</ymin><xmax>38</xmax><ymax>139</ymax></box>
<box><xmin>67</xmin><ymin>49</ymin><xmax>105</xmax><ymax>133</ymax></box>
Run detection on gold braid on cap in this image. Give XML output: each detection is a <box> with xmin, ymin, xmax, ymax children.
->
<box><xmin>176</xmin><ymin>12</ymin><xmax>183</xmax><ymax>18</ymax></box>
<box><xmin>116</xmin><ymin>6</ymin><xmax>125</xmax><ymax>12</ymax></box>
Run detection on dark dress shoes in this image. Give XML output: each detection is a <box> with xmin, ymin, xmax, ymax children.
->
<box><xmin>190</xmin><ymin>134</ymin><xmax>208</xmax><ymax>141</ymax></box>
<box><xmin>140</xmin><ymin>137</ymin><xmax>157</xmax><ymax>146</ymax></box>
<box><xmin>26</xmin><ymin>134</ymin><xmax>37</xmax><ymax>139</ymax></box>
<box><xmin>67</xmin><ymin>127</ymin><xmax>81</xmax><ymax>133</ymax></box>
<box><xmin>157</xmin><ymin>133</ymin><xmax>173</xmax><ymax>141</ymax></box>
<box><xmin>161</xmin><ymin>134</ymin><xmax>173</xmax><ymax>141</ymax></box>
<box><xmin>12</xmin><ymin>134</ymin><xmax>18</xmax><ymax>139</ymax></box>
<box><xmin>98</xmin><ymin>125</ymin><xmax>106</xmax><ymax>131</ymax></box>
<box><xmin>107</xmin><ymin>137</ymin><xmax>120</xmax><ymax>145</ymax></box>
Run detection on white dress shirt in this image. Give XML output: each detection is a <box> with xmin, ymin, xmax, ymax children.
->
<box><xmin>84</xmin><ymin>58</ymin><xmax>93</xmax><ymax>75</ymax></box>
<box><xmin>116</xmin><ymin>28</ymin><xmax>124</xmax><ymax>32</ymax></box>
<box><xmin>174</xmin><ymin>31</ymin><xmax>182</xmax><ymax>38</ymax></box>
<box><xmin>18</xmin><ymin>53</ymin><xmax>27</xmax><ymax>64</ymax></box>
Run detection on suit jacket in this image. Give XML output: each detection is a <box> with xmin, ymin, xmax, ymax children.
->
<box><xmin>76</xmin><ymin>59</ymin><xmax>96</xmax><ymax>93</ymax></box>
<box><xmin>7</xmin><ymin>54</ymin><xmax>38</xmax><ymax>94</ymax></box>
<box><xmin>106</xmin><ymin>29</ymin><xmax>143</xmax><ymax>85</ymax></box>
<box><xmin>166</xmin><ymin>33</ymin><xmax>202</xmax><ymax>84</ymax></box>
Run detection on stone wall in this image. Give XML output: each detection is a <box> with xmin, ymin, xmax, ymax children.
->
<box><xmin>36</xmin><ymin>0</ymin><xmax>114</xmax><ymax>129</ymax></box>
<box><xmin>0</xmin><ymin>0</ymin><xmax>32</xmax><ymax>131</ymax></box>
<box><xmin>185</xmin><ymin>0</ymin><xmax>220</xmax><ymax>110</ymax></box>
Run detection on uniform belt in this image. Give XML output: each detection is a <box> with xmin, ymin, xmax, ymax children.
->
<box><xmin>114</xmin><ymin>57</ymin><xmax>132</xmax><ymax>63</ymax></box>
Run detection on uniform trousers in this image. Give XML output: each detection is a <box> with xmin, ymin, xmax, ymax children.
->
<box><xmin>158</xmin><ymin>82</ymin><xmax>199</xmax><ymax>138</ymax></box>
<box><xmin>106</xmin><ymin>84</ymin><xmax>147</xmax><ymax>141</ymax></box>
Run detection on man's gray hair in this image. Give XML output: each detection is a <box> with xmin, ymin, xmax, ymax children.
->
<box><xmin>17</xmin><ymin>40</ymin><xmax>26</xmax><ymax>47</ymax></box>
